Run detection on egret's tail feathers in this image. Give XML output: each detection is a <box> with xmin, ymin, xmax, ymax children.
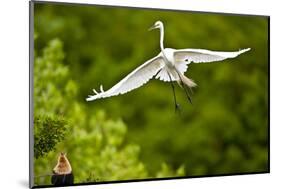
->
<box><xmin>177</xmin><ymin>74</ymin><xmax>197</xmax><ymax>88</ymax></box>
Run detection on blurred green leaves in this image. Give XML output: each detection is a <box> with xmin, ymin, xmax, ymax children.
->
<box><xmin>34</xmin><ymin>115</ymin><xmax>67</xmax><ymax>158</ymax></box>
<box><xmin>156</xmin><ymin>163</ymin><xmax>185</xmax><ymax>178</ymax></box>
<box><xmin>33</xmin><ymin>39</ymin><xmax>184</xmax><ymax>185</ymax></box>
<box><xmin>34</xmin><ymin>38</ymin><xmax>70</xmax><ymax>159</ymax></box>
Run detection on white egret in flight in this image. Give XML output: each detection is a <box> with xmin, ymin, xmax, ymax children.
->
<box><xmin>86</xmin><ymin>21</ymin><xmax>250</xmax><ymax>110</ymax></box>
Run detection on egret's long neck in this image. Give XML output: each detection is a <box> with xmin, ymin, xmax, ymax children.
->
<box><xmin>159</xmin><ymin>25</ymin><xmax>165</xmax><ymax>52</ymax></box>
<box><xmin>159</xmin><ymin>24</ymin><xmax>169</xmax><ymax>62</ymax></box>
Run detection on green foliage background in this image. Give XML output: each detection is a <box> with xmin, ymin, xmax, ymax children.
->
<box><xmin>33</xmin><ymin>2</ymin><xmax>268</xmax><ymax>186</ymax></box>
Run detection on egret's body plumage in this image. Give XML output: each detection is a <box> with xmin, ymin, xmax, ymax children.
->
<box><xmin>86</xmin><ymin>21</ymin><xmax>250</xmax><ymax>104</ymax></box>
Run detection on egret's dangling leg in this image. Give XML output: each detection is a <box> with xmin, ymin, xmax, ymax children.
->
<box><xmin>167</xmin><ymin>72</ymin><xmax>180</xmax><ymax>112</ymax></box>
<box><xmin>174</xmin><ymin>69</ymin><xmax>193</xmax><ymax>104</ymax></box>
<box><xmin>183</xmin><ymin>83</ymin><xmax>193</xmax><ymax>104</ymax></box>
<box><xmin>181</xmin><ymin>79</ymin><xmax>193</xmax><ymax>104</ymax></box>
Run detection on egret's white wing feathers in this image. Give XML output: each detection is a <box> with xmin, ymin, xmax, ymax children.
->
<box><xmin>174</xmin><ymin>48</ymin><xmax>250</xmax><ymax>64</ymax></box>
<box><xmin>86</xmin><ymin>56</ymin><xmax>165</xmax><ymax>101</ymax></box>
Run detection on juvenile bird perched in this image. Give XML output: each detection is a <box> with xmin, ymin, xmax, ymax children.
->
<box><xmin>51</xmin><ymin>152</ymin><xmax>74</xmax><ymax>186</ymax></box>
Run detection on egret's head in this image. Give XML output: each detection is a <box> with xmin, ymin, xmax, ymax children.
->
<box><xmin>149</xmin><ymin>20</ymin><xmax>163</xmax><ymax>31</ymax></box>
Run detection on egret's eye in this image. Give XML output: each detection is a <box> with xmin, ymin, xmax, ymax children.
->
<box><xmin>155</xmin><ymin>21</ymin><xmax>161</xmax><ymax>26</ymax></box>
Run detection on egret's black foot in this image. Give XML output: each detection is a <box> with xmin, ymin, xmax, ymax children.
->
<box><xmin>187</xmin><ymin>96</ymin><xmax>193</xmax><ymax>105</ymax></box>
<box><xmin>175</xmin><ymin>103</ymin><xmax>181</xmax><ymax>112</ymax></box>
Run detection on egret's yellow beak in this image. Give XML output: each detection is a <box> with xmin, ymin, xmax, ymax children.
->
<box><xmin>148</xmin><ymin>25</ymin><xmax>157</xmax><ymax>31</ymax></box>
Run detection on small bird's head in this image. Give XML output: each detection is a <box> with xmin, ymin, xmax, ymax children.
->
<box><xmin>59</xmin><ymin>152</ymin><xmax>67</xmax><ymax>162</ymax></box>
<box><xmin>53</xmin><ymin>152</ymin><xmax>72</xmax><ymax>174</ymax></box>
<box><xmin>149</xmin><ymin>20</ymin><xmax>163</xmax><ymax>31</ymax></box>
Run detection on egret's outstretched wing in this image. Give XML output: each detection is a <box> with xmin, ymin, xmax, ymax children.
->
<box><xmin>174</xmin><ymin>48</ymin><xmax>250</xmax><ymax>64</ymax></box>
<box><xmin>86</xmin><ymin>56</ymin><xmax>165</xmax><ymax>101</ymax></box>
